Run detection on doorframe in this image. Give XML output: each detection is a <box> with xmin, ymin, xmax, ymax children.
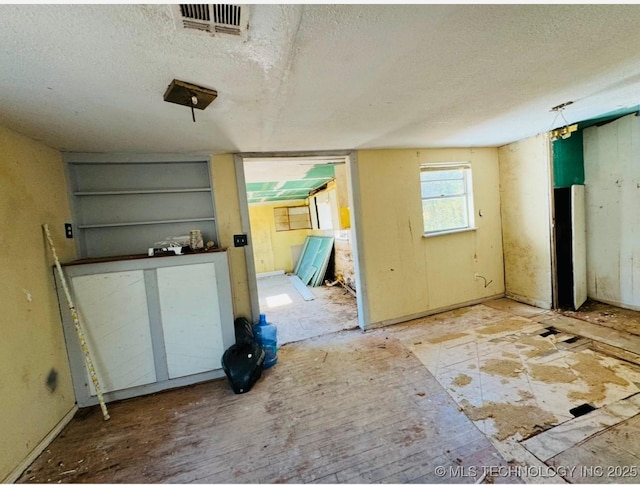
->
<box><xmin>547</xmin><ymin>139</ymin><xmax>560</xmax><ymax>310</ymax></box>
<box><xmin>233</xmin><ymin>150</ymin><xmax>367</xmax><ymax>330</ymax></box>
<box><xmin>233</xmin><ymin>153</ymin><xmax>261</xmax><ymax>321</ymax></box>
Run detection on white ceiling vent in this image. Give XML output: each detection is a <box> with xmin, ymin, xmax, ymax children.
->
<box><xmin>172</xmin><ymin>4</ymin><xmax>249</xmax><ymax>40</ymax></box>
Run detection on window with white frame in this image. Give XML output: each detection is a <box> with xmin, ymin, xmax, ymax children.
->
<box><xmin>420</xmin><ymin>163</ymin><xmax>475</xmax><ymax>235</ymax></box>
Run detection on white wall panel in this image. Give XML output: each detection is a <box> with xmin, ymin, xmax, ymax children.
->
<box><xmin>584</xmin><ymin>114</ymin><xmax>640</xmax><ymax>309</ymax></box>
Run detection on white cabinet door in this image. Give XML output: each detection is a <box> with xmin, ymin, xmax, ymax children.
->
<box><xmin>72</xmin><ymin>270</ymin><xmax>157</xmax><ymax>394</ymax></box>
<box><xmin>157</xmin><ymin>262</ymin><xmax>225</xmax><ymax>379</ymax></box>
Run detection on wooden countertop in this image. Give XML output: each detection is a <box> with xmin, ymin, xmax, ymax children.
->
<box><xmin>63</xmin><ymin>248</ymin><xmax>228</xmax><ymax>266</ymax></box>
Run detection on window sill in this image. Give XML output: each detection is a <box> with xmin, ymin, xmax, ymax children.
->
<box><xmin>422</xmin><ymin>227</ymin><xmax>477</xmax><ymax>238</ymax></box>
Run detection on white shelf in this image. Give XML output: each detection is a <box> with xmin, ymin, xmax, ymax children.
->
<box><xmin>79</xmin><ymin>217</ymin><xmax>215</xmax><ymax>229</ymax></box>
<box><xmin>65</xmin><ymin>155</ymin><xmax>217</xmax><ymax>258</ymax></box>
<box><xmin>74</xmin><ymin>188</ymin><xmax>211</xmax><ymax>196</ymax></box>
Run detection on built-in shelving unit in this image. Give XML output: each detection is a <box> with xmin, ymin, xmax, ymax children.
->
<box><xmin>64</xmin><ymin>153</ymin><xmax>218</xmax><ymax>258</ymax></box>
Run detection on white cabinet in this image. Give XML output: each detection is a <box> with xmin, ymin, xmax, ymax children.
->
<box><xmin>72</xmin><ymin>270</ymin><xmax>157</xmax><ymax>395</ymax></box>
<box><xmin>56</xmin><ymin>251</ymin><xmax>235</xmax><ymax>407</ymax></box>
<box><xmin>157</xmin><ymin>263</ymin><xmax>225</xmax><ymax>379</ymax></box>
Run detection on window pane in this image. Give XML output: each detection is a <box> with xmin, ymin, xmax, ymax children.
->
<box><xmin>421</xmin><ymin>179</ymin><xmax>465</xmax><ymax>198</ymax></box>
<box><xmin>274</xmin><ymin>206</ymin><xmax>311</xmax><ymax>231</ymax></box>
<box><xmin>420</xmin><ymin>168</ymin><xmax>463</xmax><ymax>182</ymax></box>
<box><xmin>288</xmin><ymin>206</ymin><xmax>309</xmax><ymax>216</ymax></box>
<box><xmin>422</xmin><ymin>196</ymin><xmax>468</xmax><ymax>233</ymax></box>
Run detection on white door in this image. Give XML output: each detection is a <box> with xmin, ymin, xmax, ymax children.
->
<box><xmin>571</xmin><ymin>184</ymin><xmax>587</xmax><ymax>310</ymax></box>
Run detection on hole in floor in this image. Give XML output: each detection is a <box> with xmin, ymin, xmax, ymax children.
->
<box><xmin>570</xmin><ymin>403</ymin><xmax>596</xmax><ymax>417</ymax></box>
<box><xmin>540</xmin><ymin>327</ymin><xmax>561</xmax><ymax>337</ymax></box>
<box><xmin>564</xmin><ymin>336</ymin><xmax>580</xmax><ymax>344</ymax></box>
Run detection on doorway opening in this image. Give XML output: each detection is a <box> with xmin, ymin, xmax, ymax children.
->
<box><xmin>238</xmin><ymin>154</ymin><xmax>360</xmax><ymax>345</ymax></box>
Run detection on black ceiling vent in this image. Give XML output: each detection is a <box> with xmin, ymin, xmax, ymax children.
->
<box><xmin>173</xmin><ymin>4</ymin><xmax>249</xmax><ymax>39</ymax></box>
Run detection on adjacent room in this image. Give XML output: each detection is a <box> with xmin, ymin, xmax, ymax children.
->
<box><xmin>3</xmin><ymin>4</ymin><xmax>640</xmax><ymax>484</ymax></box>
<box><xmin>243</xmin><ymin>156</ymin><xmax>359</xmax><ymax>344</ymax></box>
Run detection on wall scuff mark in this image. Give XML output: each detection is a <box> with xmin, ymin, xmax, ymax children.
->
<box><xmin>45</xmin><ymin>369</ymin><xmax>58</xmax><ymax>392</ymax></box>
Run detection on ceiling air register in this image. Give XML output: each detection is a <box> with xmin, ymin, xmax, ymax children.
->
<box><xmin>173</xmin><ymin>4</ymin><xmax>249</xmax><ymax>39</ymax></box>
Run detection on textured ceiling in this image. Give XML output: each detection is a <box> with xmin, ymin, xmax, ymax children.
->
<box><xmin>2</xmin><ymin>4</ymin><xmax>640</xmax><ymax>153</ymax></box>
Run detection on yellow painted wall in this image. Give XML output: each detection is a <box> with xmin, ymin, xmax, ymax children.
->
<box><xmin>498</xmin><ymin>135</ymin><xmax>553</xmax><ymax>309</ymax></box>
<box><xmin>0</xmin><ymin>126</ymin><xmax>77</xmax><ymax>482</ymax></box>
<box><xmin>334</xmin><ymin>164</ymin><xmax>351</xmax><ymax>229</ymax></box>
<box><xmin>249</xmin><ymin>204</ymin><xmax>275</xmax><ymax>273</ymax></box>
<box><xmin>355</xmin><ymin>148</ymin><xmax>505</xmax><ymax>327</ymax></box>
<box><xmin>248</xmin><ymin>202</ymin><xmax>311</xmax><ymax>273</ymax></box>
<box><xmin>210</xmin><ymin>154</ymin><xmax>252</xmax><ymax>319</ymax></box>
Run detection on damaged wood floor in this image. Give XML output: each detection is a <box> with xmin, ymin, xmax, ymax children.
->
<box><xmin>381</xmin><ymin>298</ymin><xmax>640</xmax><ymax>483</ymax></box>
<box><xmin>18</xmin><ymin>298</ymin><xmax>640</xmax><ymax>484</ymax></box>
<box><xmin>18</xmin><ymin>330</ymin><xmax>516</xmax><ymax>484</ymax></box>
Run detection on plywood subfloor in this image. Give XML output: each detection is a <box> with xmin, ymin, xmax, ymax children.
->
<box><xmin>547</xmin><ymin>413</ymin><xmax>640</xmax><ymax>484</ymax></box>
<box><xmin>560</xmin><ymin>299</ymin><xmax>640</xmax><ymax>337</ymax></box>
<box><xmin>381</xmin><ymin>298</ymin><xmax>640</xmax><ymax>484</ymax></box>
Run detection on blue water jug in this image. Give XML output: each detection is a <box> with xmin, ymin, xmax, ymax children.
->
<box><xmin>253</xmin><ymin>313</ymin><xmax>278</xmax><ymax>369</ymax></box>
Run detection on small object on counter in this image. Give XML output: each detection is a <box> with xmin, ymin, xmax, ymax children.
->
<box><xmin>150</xmin><ymin>246</ymin><xmax>183</xmax><ymax>256</ymax></box>
<box><xmin>153</xmin><ymin>236</ymin><xmax>188</xmax><ymax>256</ymax></box>
<box><xmin>189</xmin><ymin>229</ymin><xmax>204</xmax><ymax>250</ymax></box>
<box><xmin>206</xmin><ymin>240</ymin><xmax>215</xmax><ymax>250</ymax></box>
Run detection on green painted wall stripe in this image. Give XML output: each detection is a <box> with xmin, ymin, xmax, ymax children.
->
<box><xmin>552</xmin><ymin>106</ymin><xmax>639</xmax><ymax>188</ymax></box>
<box><xmin>553</xmin><ymin>131</ymin><xmax>584</xmax><ymax>188</ymax></box>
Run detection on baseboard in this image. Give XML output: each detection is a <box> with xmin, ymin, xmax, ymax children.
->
<box><xmin>5</xmin><ymin>405</ymin><xmax>78</xmax><ymax>483</ymax></box>
<box><xmin>505</xmin><ymin>292</ymin><xmax>552</xmax><ymax>310</ymax></box>
<box><xmin>589</xmin><ymin>296</ymin><xmax>640</xmax><ymax>312</ymax></box>
<box><xmin>363</xmin><ymin>293</ymin><xmax>505</xmax><ymax>331</ymax></box>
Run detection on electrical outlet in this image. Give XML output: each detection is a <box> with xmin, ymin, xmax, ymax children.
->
<box><xmin>64</xmin><ymin>223</ymin><xmax>73</xmax><ymax>239</ymax></box>
<box><xmin>474</xmin><ymin>272</ymin><xmax>479</xmax><ymax>280</ymax></box>
<box><xmin>233</xmin><ymin>234</ymin><xmax>248</xmax><ymax>247</ymax></box>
